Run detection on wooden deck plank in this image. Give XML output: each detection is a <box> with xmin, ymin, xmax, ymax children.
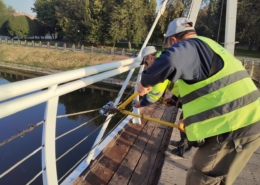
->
<box><xmin>147</xmin><ymin>106</ymin><xmax>177</xmax><ymax>185</ymax></box>
<box><xmin>77</xmin><ymin>105</ymin><xmax>158</xmax><ymax>185</ymax></box>
<box><xmin>108</xmin><ymin>105</ymin><xmax>165</xmax><ymax>185</ymax></box>
<box><xmin>128</xmin><ymin>126</ymin><xmax>165</xmax><ymax>185</ymax></box>
<box><xmin>108</xmin><ymin>123</ymin><xmax>154</xmax><ymax>185</ymax></box>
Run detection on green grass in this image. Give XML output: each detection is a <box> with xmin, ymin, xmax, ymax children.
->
<box><xmin>235</xmin><ymin>46</ymin><xmax>260</xmax><ymax>59</ymax></box>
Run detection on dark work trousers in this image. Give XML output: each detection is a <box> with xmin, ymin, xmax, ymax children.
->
<box><xmin>185</xmin><ymin>133</ymin><xmax>260</xmax><ymax>185</ymax></box>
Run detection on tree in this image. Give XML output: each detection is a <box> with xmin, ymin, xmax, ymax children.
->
<box><xmin>236</xmin><ymin>0</ymin><xmax>260</xmax><ymax>51</ymax></box>
<box><xmin>6</xmin><ymin>16</ymin><xmax>31</xmax><ymax>38</ymax></box>
<box><xmin>109</xmin><ymin>0</ymin><xmax>149</xmax><ymax>50</ymax></box>
<box><xmin>0</xmin><ymin>0</ymin><xmax>15</xmax><ymax>35</ymax></box>
<box><xmin>56</xmin><ymin>0</ymin><xmax>92</xmax><ymax>46</ymax></box>
<box><xmin>32</xmin><ymin>0</ymin><xmax>63</xmax><ymax>39</ymax></box>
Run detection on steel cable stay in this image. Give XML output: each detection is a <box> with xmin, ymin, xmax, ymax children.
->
<box><xmin>55</xmin><ymin>115</ymin><xmax>102</xmax><ymax>140</ymax></box>
<box><xmin>0</xmin><ymin>146</ymin><xmax>43</xmax><ymax>179</ymax></box>
<box><xmin>5</xmin><ymin>114</ymin><xmax>117</xmax><ymax>185</ymax></box>
<box><xmin>26</xmin><ymin>170</ymin><xmax>44</xmax><ymax>185</ymax></box>
<box><xmin>0</xmin><ymin>114</ymin><xmax>116</xmax><ymax>184</ymax></box>
<box><xmin>58</xmin><ymin>110</ymin><xmax>130</xmax><ymax>183</ymax></box>
<box><xmin>55</xmin><ymin>114</ymin><xmax>116</xmax><ymax>162</ymax></box>
<box><xmin>57</xmin><ymin>113</ymin><xmax>120</xmax><ymax>182</ymax></box>
<box><xmin>0</xmin><ymin>108</ymin><xmax>102</xmax><ymax>147</ymax></box>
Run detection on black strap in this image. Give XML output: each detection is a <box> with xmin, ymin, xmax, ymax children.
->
<box><xmin>209</xmin><ymin>53</ymin><xmax>220</xmax><ymax>76</ymax></box>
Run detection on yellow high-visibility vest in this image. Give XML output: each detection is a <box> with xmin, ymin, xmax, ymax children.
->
<box><xmin>178</xmin><ymin>36</ymin><xmax>260</xmax><ymax>141</ymax></box>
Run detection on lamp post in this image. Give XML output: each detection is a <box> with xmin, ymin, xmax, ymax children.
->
<box><xmin>77</xmin><ymin>30</ymin><xmax>80</xmax><ymax>47</ymax></box>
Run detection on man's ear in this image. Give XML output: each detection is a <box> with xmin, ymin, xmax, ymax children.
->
<box><xmin>172</xmin><ymin>37</ymin><xmax>178</xmax><ymax>44</ymax></box>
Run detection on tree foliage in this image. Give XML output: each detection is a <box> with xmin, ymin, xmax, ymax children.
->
<box><xmin>0</xmin><ymin>0</ymin><xmax>14</xmax><ymax>35</ymax></box>
<box><xmin>6</xmin><ymin>16</ymin><xmax>31</xmax><ymax>38</ymax></box>
<box><xmin>32</xmin><ymin>0</ymin><xmax>63</xmax><ymax>39</ymax></box>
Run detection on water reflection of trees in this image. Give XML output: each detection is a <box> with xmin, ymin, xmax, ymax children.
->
<box><xmin>58</xmin><ymin>85</ymin><xmax>131</xmax><ymax>131</ymax></box>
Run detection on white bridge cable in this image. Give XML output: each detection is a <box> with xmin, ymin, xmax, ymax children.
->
<box><xmin>0</xmin><ymin>108</ymin><xmax>103</xmax><ymax>147</ymax></box>
<box><xmin>80</xmin><ymin>112</ymin><xmax>130</xmax><ymax>182</ymax></box>
<box><xmin>56</xmin><ymin>114</ymin><xmax>119</xmax><ymax>182</ymax></box>
<box><xmin>56</xmin><ymin>108</ymin><xmax>101</xmax><ymax>118</ymax></box>
<box><xmin>55</xmin><ymin>114</ymin><xmax>114</xmax><ymax>162</ymax></box>
<box><xmin>26</xmin><ymin>169</ymin><xmax>44</xmax><ymax>185</ymax></box>
<box><xmin>0</xmin><ymin>146</ymin><xmax>43</xmax><ymax>178</ymax></box>
<box><xmin>58</xmin><ymin>111</ymin><xmax>128</xmax><ymax>183</ymax></box>
<box><xmin>55</xmin><ymin>115</ymin><xmax>101</xmax><ymax>140</ymax></box>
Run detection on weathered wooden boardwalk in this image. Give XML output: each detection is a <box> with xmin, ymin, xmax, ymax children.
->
<box><xmin>73</xmin><ymin>102</ymin><xmax>260</xmax><ymax>185</ymax></box>
<box><xmin>74</xmin><ymin>104</ymin><xmax>177</xmax><ymax>185</ymax></box>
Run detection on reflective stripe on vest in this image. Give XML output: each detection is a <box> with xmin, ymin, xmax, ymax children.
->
<box><xmin>178</xmin><ymin>36</ymin><xmax>260</xmax><ymax>141</ymax></box>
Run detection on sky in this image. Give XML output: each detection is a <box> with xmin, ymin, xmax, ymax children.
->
<box><xmin>3</xmin><ymin>0</ymin><xmax>36</xmax><ymax>15</ymax></box>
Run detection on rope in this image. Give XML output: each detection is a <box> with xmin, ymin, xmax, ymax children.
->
<box><xmin>0</xmin><ymin>121</ymin><xmax>45</xmax><ymax>147</ymax></box>
<box><xmin>0</xmin><ymin>108</ymin><xmax>102</xmax><ymax>147</ymax></box>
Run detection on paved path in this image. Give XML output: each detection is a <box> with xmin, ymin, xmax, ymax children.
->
<box><xmin>159</xmin><ymin>110</ymin><xmax>260</xmax><ymax>185</ymax></box>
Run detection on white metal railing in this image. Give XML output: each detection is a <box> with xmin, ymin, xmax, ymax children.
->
<box><xmin>0</xmin><ymin>1</ymin><xmax>172</xmax><ymax>184</ymax></box>
<box><xmin>0</xmin><ymin>58</ymin><xmax>139</xmax><ymax>185</ymax></box>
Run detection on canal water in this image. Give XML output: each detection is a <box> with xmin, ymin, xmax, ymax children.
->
<box><xmin>0</xmin><ymin>68</ymin><xmax>131</xmax><ymax>185</ymax></box>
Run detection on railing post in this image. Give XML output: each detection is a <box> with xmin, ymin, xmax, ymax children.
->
<box><xmin>32</xmin><ymin>40</ymin><xmax>35</xmax><ymax>47</ymax></box>
<box><xmin>39</xmin><ymin>41</ymin><xmax>42</xmax><ymax>47</ymax></box>
<box><xmin>86</xmin><ymin>67</ymin><xmax>137</xmax><ymax>163</ymax></box>
<box><xmin>5</xmin><ymin>38</ymin><xmax>7</xmax><ymax>44</ymax></box>
<box><xmin>42</xmin><ymin>85</ymin><xmax>58</xmax><ymax>185</ymax></box>
<box><xmin>55</xmin><ymin>43</ymin><xmax>58</xmax><ymax>50</ymax></box>
<box><xmin>25</xmin><ymin>40</ymin><xmax>27</xmax><ymax>46</ymax></box>
<box><xmin>64</xmin><ymin>43</ymin><xmax>66</xmax><ymax>50</ymax></box>
<box><xmin>18</xmin><ymin>39</ymin><xmax>21</xmax><ymax>45</ymax></box>
<box><xmin>81</xmin><ymin>45</ymin><xmax>84</xmax><ymax>52</ymax></box>
<box><xmin>72</xmin><ymin>44</ymin><xmax>75</xmax><ymax>51</ymax></box>
<box><xmin>122</xmin><ymin>48</ymin><xmax>125</xmax><ymax>55</ymax></box>
<box><xmin>101</xmin><ymin>46</ymin><xmax>104</xmax><ymax>53</ymax></box>
<box><xmin>47</xmin><ymin>42</ymin><xmax>50</xmax><ymax>48</ymax></box>
<box><xmin>11</xmin><ymin>39</ymin><xmax>14</xmax><ymax>45</ymax></box>
<box><xmin>0</xmin><ymin>38</ymin><xmax>2</xmax><ymax>44</ymax></box>
<box><xmin>91</xmin><ymin>46</ymin><xmax>93</xmax><ymax>53</ymax></box>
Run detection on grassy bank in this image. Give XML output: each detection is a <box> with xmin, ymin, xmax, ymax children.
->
<box><xmin>0</xmin><ymin>45</ymin><xmax>130</xmax><ymax>71</ymax></box>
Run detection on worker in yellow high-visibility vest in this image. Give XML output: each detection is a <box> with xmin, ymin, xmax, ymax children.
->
<box><xmin>137</xmin><ymin>17</ymin><xmax>260</xmax><ymax>185</ymax></box>
<box><xmin>133</xmin><ymin>46</ymin><xmax>194</xmax><ymax>159</ymax></box>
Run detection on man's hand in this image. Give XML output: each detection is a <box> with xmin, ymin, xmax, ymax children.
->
<box><xmin>137</xmin><ymin>82</ymin><xmax>151</xmax><ymax>96</ymax></box>
<box><xmin>163</xmin><ymin>97</ymin><xmax>176</xmax><ymax>107</ymax></box>
<box><xmin>132</xmin><ymin>100</ymin><xmax>142</xmax><ymax>108</ymax></box>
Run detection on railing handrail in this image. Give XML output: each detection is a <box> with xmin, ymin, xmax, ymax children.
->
<box><xmin>0</xmin><ymin>57</ymin><xmax>140</xmax><ymax>101</ymax></box>
<box><xmin>0</xmin><ymin>62</ymin><xmax>139</xmax><ymax>118</ymax></box>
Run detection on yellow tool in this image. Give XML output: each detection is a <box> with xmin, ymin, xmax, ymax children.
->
<box><xmin>100</xmin><ymin>92</ymin><xmax>184</xmax><ymax>131</ymax></box>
